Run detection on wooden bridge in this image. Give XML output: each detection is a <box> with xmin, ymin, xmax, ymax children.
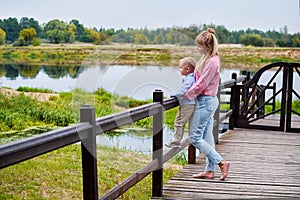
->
<box><xmin>0</xmin><ymin>62</ymin><xmax>299</xmax><ymax>199</ymax></box>
<box><xmin>160</xmin><ymin>62</ymin><xmax>300</xmax><ymax>199</ymax></box>
<box><xmin>161</xmin><ymin>125</ymin><xmax>300</xmax><ymax>199</ymax></box>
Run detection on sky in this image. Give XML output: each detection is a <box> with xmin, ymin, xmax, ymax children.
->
<box><xmin>1</xmin><ymin>0</ymin><xmax>300</xmax><ymax>33</ymax></box>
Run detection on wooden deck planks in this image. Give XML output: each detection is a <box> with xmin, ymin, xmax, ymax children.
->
<box><xmin>161</xmin><ymin>128</ymin><xmax>300</xmax><ymax>199</ymax></box>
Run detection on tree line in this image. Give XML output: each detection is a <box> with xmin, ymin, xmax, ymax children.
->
<box><xmin>0</xmin><ymin>17</ymin><xmax>299</xmax><ymax>47</ymax></box>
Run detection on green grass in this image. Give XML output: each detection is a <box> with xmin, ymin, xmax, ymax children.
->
<box><xmin>1</xmin><ymin>45</ymin><xmax>299</xmax><ymax>68</ymax></box>
<box><xmin>0</xmin><ymin>91</ymin><xmax>74</xmax><ymax>133</ymax></box>
<box><xmin>264</xmin><ymin>100</ymin><xmax>300</xmax><ymax>114</ymax></box>
<box><xmin>219</xmin><ymin>100</ymin><xmax>300</xmax><ymax>115</ymax></box>
<box><xmin>0</xmin><ymin>88</ymin><xmax>151</xmax><ymax>143</ymax></box>
<box><xmin>16</xmin><ymin>86</ymin><xmax>54</xmax><ymax>93</ymax></box>
<box><xmin>0</xmin><ymin>144</ymin><xmax>181</xmax><ymax>200</ymax></box>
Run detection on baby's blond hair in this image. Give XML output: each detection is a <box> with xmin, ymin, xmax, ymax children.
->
<box><xmin>180</xmin><ymin>57</ymin><xmax>196</xmax><ymax>72</ymax></box>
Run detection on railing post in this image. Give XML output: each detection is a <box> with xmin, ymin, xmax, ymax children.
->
<box><xmin>188</xmin><ymin>144</ymin><xmax>196</xmax><ymax>164</ymax></box>
<box><xmin>241</xmin><ymin>71</ymin><xmax>248</xmax><ymax>103</ymax></box>
<box><xmin>286</xmin><ymin>65</ymin><xmax>294</xmax><ymax>132</ymax></box>
<box><xmin>280</xmin><ymin>67</ymin><xmax>288</xmax><ymax>131</ymax></box>
<box><xmin>229</xmin><ymin>73</ymin><xmax>237</xmax><ymax>130</ymax></box>
<box><xmin>80</xmin><ymin>106</ymin><xmax>98</xmax><ymax>200</ymax></box>
<box><xmin>152</xmin><ymin>90</ymin><xmax>163</xmax><ymax>198</ymax></box>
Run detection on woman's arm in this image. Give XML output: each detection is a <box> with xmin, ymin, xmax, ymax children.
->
<box><xmin>186</xmin><ymin>58</ymin><xmax>219</xmax><ymax>100</ymax></box>
<box><xmin>173</xmin><ymin>75</ymin><xmax>194</xmax><ymax>98</ymax></box>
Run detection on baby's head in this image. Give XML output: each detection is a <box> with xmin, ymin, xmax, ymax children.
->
<box><xmin>179</xmin><ymin>57</ymin><xmax>196</xmax><ymax>76</ymax></box>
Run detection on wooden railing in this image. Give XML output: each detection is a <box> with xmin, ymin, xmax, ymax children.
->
<box><xmin>1</xmin><ymin>67</ymin><xmax>275</xmax><ymax>199</ymax></box>
<box><xmin>230</xmin><ymin>62</ymin><xmax>300</xmax><ymax>132</ymax></box>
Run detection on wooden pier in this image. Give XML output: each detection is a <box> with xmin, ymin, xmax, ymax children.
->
<box><xmin>161</xmin><ymin>126</ymin><xmax>300</xmax><ymax>199</ymax></box>
<box><xmin>1</xmin><ymin>62</ymin><xmax>299</xmax><ymax>199</ymax></box>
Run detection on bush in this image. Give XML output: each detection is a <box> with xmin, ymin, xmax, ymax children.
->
<box><xmin>240</xmin><ymin>34</ymin><xmax>264</xmax><ymax>47</ymax></box>
<box><xmin>16</xmin><ymin>86</ymin><xmax>53</xmax><ymax>93</ymax></box>
<box><xmin>12</xmin><ymin>40</ymin><xmax>24</xmax><ymax>47</ymax></box>
<box><xmin>32</xmin><ymin>38</ymin><xmax>41</xmax><ymax>46</ymax></box>
<box><xmin>0</xmin><ymin>28</ymin><xmax>5</xmax><ymax>45</ymax></box>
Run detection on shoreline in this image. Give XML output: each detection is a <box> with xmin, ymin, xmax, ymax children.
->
<box><xmin>0</xmin><ymin>43</ymin><xmax>299</xmax><ymax>70</ymax></box>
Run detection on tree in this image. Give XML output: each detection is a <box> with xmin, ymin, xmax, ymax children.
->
<box><xmin>44</xmin><ymin>19</ymin><xmax>67</xmax><ymax>43</ymax></box>
<box><xmin>70</xmin><ymin>19</ymin><xmax>85</xmax><ymax>42</ymax></box>
<box><xmin>215</xmin><ymin>25</ymin><xmax>231</xmax><ymax>43</ymax></box>
<box><xmin>177</xmin><ymin>33</ymin><xmax>193</xmax><ymax>46</ymax></box>
<box><xmin>111</xmin><ymin>28</ymin><xmax>135</xmax><ymax>43</ymax></box>
<box><xmin>19</xmin><ymin>17</ymin><xmax>41</xmax><ymax>37</ymax></box>
<box><xmin>263</xmin><ymin>38</ymin><xmax>275</xmax><ymax>47</ymax></box>
<box><xmin>84</xmin><ymin>28</ymin><xmax>100</xmax><ymax>44</ymax></box>
<box><xmin>166</xmin><ymin>30</ymin><xmax>177</xmax><ymax>44</ymax></box>
<box><xmin>134</xmin><ymin>33</ymin><xmax>150</xmax><ymax>44</ymax></box>
<box><xmin>99</xmin><ymin>31</ymin><xmax>111</xmax><ymax>44</ymax></box>
<box><xmin>292</xmin><ymin>36</ymin><xmax>300</xmax><ymax>47</ymax></box>
<box><xmin>0</xmin><ymin>28</ymin><xmax>6</xmax><ymax>45</ymax></box>
<box><xmin>65</xmin><ymin>23</ymin><xmax>76</xmax><ymax>43</ymax></box>
<box><xmin>18</xmin><ymin>28</ymin><xmax>37</xmax><ymax>45</ymax></box>
<box><xmin>104</xmin><ymin>28</ymin><xmax>115</xmax><ymax>36</ymax></box>
<box><xmin>2</xmin><ymin>17</ymin><xmax>20</xmax><ymax>43</ymax></box>
<box><xmin>240</xmin><ymin>34</ymin><xmax>264</xmax><ymax>47</ymax></box>
<box><xmin>153</xmin><ymin>29</ymin><xmax>165</xmax><ymax>44</ymax></box>
<box><xmin>1</xmin><ymin>16</ymin><xmax>298</xmax><ymax>46</ymax></box>
<box><xmin>153</xmin><ymin>36</ymin><xmax>160</xmax><ymax>44</ymax></box>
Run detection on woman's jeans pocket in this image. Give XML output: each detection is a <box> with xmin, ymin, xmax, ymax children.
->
<box><xmin>205</xmin><ymin>98</ymin><xmax>213</xmax><ymax>112</ymax></box>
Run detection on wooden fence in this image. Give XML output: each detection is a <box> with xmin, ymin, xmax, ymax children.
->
<box><xmin>230</xmin><ymin>62</ymin><xmax>300</xmax><ymax>132</ymax></box>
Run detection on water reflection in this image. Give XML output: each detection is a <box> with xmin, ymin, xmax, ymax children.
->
<box><xmin>0</xmin><ymin>64</ymin><xmax>83</xmax><ymax>80</ymax></box>
<box><xmin>96</xmin><ymin>126</ymin><xmax>189</xmax><ymax>154</ymax></box>
<box><xmin>1</xmin><ymin>64</ymin><xmax>183</xmax><ymax>100</ymax></box>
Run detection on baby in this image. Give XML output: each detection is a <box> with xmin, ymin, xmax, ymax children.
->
<box><xmin>165</xmin><ymin>57</ymin><xmax>196</xmax><ymax>148</ymax></box>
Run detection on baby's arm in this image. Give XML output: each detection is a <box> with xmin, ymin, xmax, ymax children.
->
<box><xmin>173</xmin><ymin>76</ymin><xmax>194</xmax><ymax>98</ymax></box>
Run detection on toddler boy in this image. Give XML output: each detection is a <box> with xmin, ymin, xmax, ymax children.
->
<box><xmin>165</xmin><ymin>57</ymin><xmax>196</xmax><ymax>148</ymax></box>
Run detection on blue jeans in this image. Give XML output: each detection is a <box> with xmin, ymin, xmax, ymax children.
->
<box><xmin>189</xmin><ymin>95</ymin><xmax>223</xmax><ymax>172</ymax></box>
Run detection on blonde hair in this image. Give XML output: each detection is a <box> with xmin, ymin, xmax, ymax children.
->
<box><xmin>195</xmin><ymin>28</ymin><xmax>219</xmax><ymax>73</ymax></box>
<box><xmin>180</xmin><ymin>57</ymin><xmax>196</xmax><ymax>72</ymax></box>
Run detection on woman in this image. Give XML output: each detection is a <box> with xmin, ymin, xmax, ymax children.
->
<box><xmin>185</xmin><ymin>28</ymin><xmax>230</xmax><ymax>180</ymax></box>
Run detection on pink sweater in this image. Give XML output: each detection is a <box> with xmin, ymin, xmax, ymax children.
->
<box><xmin>186</xmin><ymin>55</ymin><xmax>220</xmax><ymax>100</ymax></box>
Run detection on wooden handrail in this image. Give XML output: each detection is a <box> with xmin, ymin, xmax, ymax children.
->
<box><xmin>0</xmin><ymin>72</ymin><xmax>246</xmax><ymax>199</ymax></box>
<box><xmin>101</xmin><ymin>134</ymin><xmax>190</xmax><ymax>200</ymax></box>
<box><xmin>231</xmin><ymin>62</ymin><xmax>300</xmax><ymax>132</ymax></box>
<box><xmin>0</xmin><ymin>122</ymin><xmax>91</xmax><ymax>169</ymax></box>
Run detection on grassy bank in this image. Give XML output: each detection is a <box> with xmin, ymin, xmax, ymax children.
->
<box><xmin>0</xmin><ymin>43</ymin><xmax>299</xmax><ymax>69</ymax></box>
<box><xmin>0</xmin><ymin>87</ymin><xmax>177</xmax><ymax>144</ymax></box>
<box><xmin>0</xmin><ymin>144</ymin><xmax>181</xmax><ymax>199</ymax></box>
<box><xmin>0</xmin><ymin>87</ymin><xmax>182</xmax><ymax>199</ymax></box>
